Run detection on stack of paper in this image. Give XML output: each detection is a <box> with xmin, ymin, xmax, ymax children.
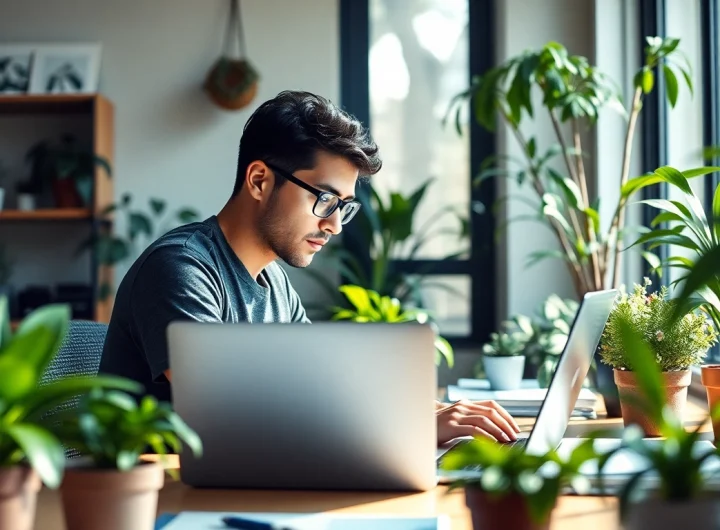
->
<box><xmin>158</xmin><ymin>512</ymin><xmax>450</xmax><ymax>530</ymax></box>
<box><xmin>446</xmin><ymin>378</ymin><xmax>597</xmax><ymax>419</ymax></box>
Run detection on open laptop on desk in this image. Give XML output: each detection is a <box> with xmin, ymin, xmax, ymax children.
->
<box><xmin>167</xmin><ymin>321</ymin><xmax>438</xmax><ymax>492</ymax></box>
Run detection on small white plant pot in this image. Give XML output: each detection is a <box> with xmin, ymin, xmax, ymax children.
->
<box><xmin>483</xmin><ymin>355</ymin><xmax>525</xmax><ymax>390</ymax></box>
<box><xmin>17</xmin><ymin>194</ymin><xmax>35</xmax><ymax>211</ymax></box>
<box><xmin>625</xmin><ymin>497</ymin><xmax>720</xmax><ymax>530</ymax></box>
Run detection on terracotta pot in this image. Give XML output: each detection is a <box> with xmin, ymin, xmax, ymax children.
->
<box><xmin>204</xmin><ymin>57</ymin><xmax>259</xmax><ymax>111</ymax></box>
<box><xmin>624</xmin><ymin>497</ymin><xmax>720</xmax><ymax>530</ymax></box>
<box><xmin>614</xmin><ymin>368</ymin><xmax>691</xmax><ymax>436</ymax></box>
<box><xmin>701</xmin><ymin>364</ymin><xmax>720</xmax><ymax>441</ymax></box>
<box><xmin>52</xmin><ymin>178</ymin><xmax>82</xmax><ymax>208</ymax></box>
<box><xmin>465</xmin><ymin>488</ymin><xmax>552</xmax><ymax>530</ymax></box>
<box><xmin>60</xmin><ymin>461</ymin><xmax>164</xmax><ymax>530</ymax></box>
<box><xmin>0</xmin><ymin>466</ymin><xmax>41</xmax><ymax>530</ymax></box>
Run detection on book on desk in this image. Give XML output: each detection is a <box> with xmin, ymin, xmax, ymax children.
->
<box><xmin>446</xmin><ymin>378</ymin><xmax>598</xmax><ymax>419</ymax></box>
<box><xmin>156</xmin><ymin>512</ymin><xmax>450</xmax><ymax>530</ymax></box>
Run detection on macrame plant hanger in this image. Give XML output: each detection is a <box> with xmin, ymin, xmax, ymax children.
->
<box><xmin>204</xmin><ymin>0</ymin><xmax>260</xmax><ymax>111</ymax></box>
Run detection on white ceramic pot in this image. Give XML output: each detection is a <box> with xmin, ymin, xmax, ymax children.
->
<box><xmin>17</xmin><ymin>193</ymin><xmax>35</xmax><ymax>211</ymax></box>
<box><xmin>483</xmin><ymin>355</ymin><xmax>525</xmax><ymax>390</ymax></box>
<box><xmin>624</xmin><ymin>497</ymin><xmax>720</xmax><ymax>530</ymax></box>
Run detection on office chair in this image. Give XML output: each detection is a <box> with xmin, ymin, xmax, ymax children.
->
<box><xmin>39</xmin><ymin>320</ymin><xmax>108</xmax><ymax>458</ymax></box>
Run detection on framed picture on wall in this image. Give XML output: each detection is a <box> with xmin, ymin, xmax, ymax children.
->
<box><xmin>0</xmin><ymin>45</ymin><xmax>35</xmax><ymax>94</ymax></box>
<box><xmin>28</xmin><ymin>43</ymin><xmax>102</xmax><ymax>95</ymax></box>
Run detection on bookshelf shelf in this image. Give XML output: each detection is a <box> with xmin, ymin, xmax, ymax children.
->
<box><xmin>0</xmin><ymin>209</ymin><xmax>93</xmax><ymax>221</ymax></box>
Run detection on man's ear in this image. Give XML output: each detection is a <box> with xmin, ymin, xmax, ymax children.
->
<box><xmin>245</xmin><ymin>161</ymin><xmax>275</xmax><ymax>202</ymax></box>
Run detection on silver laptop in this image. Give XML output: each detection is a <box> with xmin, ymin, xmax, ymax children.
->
<box><xmin>167</xmin><ymin>321</ymin><xmax>438</xmax><ymax>491</ymax></box>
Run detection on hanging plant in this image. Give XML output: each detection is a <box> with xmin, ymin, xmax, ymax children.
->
<box><xmin>204</xmin><ymin>0</ymin><xmax>260</xmax><ymax>111</ymax></box>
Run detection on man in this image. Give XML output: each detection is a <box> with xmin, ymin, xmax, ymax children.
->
<box><xmin>99</xmin><ymin>90</ymin><xmax>520</xmax><ymax>445</ymax></box>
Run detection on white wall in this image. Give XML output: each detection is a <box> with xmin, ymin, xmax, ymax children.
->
<box><xmin>0</xmin><ymin>0</ymin><xmax>340</xmax><ymax>304</ymax></box>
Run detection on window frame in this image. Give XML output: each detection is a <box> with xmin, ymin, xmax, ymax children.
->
<box><xmin>338</xmin><ymin>0</ymin><xmax>497</xmax><ymax>346</ymax></box>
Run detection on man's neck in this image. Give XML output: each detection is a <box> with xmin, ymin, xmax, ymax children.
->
<box><xmin>216</xmin><ymin>198</ymin><xmax>275</xmax><ymax>280</ymax></box>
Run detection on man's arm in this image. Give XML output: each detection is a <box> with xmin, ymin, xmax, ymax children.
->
<box><xmin>130</xmin><ymin>248</ymin><xmax>224</xmax><ymax>383</ymax></box>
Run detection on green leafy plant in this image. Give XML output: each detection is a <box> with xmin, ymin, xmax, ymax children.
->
<box><xmin>331</xmin><ymin>284</ymin><xmax>454</xmax><ymax>368</ymax></box>
<box><xmin>305</xmin><ymin>179</ymin><xmax>468</xmax><ymax>314</ymax></box>
<box><xmin>628</xmin><ymin>166</ymin><xmax>720</xmax><ymax>333</ymax></box>
<box><xmin>25</xmin><ymin>134</ymin><xmax>111</xmax><ymax>206</ymax></box>
<box><xmin>440</xmin><ymin>435</ymin><xmax>600</xmax><ymax>525</ymax></box>
<box><xmin>597</xmin><ymin>319</ymin><xmax>720</xmax><ymax>520</ymax></box>
<box><xmin>481</xmin><ymin>331</ymin><xmax>528</xmax><ymax>357</ymax></box>
<box><xmin>599</xmin><ymin>278</ymin><xmax>717</xmax><ymax>372</ymax></box>
<box><xmin>0</xmin><ymin>297</ymin><xmax>139</xmax><ymax>488</ymax></box>
<box><xmin>51</xmin><ymin>388</ymin><xmax>202</xmax><ymax>479</ymax></box>
<box><xmin>446</xmin><ymin>37</ymin><xmax>695</xmax><ymax>298</ymax></box>
<box><xmin>77</xmin><ymin>193</ymin><xmax>200</xmax><ymax>300</ymax></box>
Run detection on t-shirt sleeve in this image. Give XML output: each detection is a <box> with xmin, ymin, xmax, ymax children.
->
<box><xmin>129</xmin><ymin>247</ymin><xmax>223</xmax><ymax>381</ymax></box>
<box><xmin>290</xmin><ymin>287</ymin><xmax>311</xmax><ymax>324</ymax></box>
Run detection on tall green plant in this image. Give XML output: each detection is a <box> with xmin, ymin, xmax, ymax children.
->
<box><xmin>0</xmin><ymin>297</ymin><xmax>139</xmax><ymax>488</ymax></box>
<box><xmin>627</xmin><ymin>166</ymin><xmax>720</xmax><ymax>331</ymax></box>
<box><xmin>446</xmin><ymin>37</ymin><xmax>693</xmax><ymax>298</ymax></box>
<box><xmin>305</xmin><ymin>178</ymin><xmax>468</xmax><ymax>311</ymax></box>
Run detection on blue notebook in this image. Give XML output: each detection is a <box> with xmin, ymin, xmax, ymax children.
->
<box><xmin>155</xmin><ymin>511</ymin><xmax>449</xmax><ymax>529</ymax></box>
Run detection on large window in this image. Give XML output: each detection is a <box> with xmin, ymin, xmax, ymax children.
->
<box><xmin>340</xmin><ymin>0</ymin><xmax>496</xmax><ymax>343</ymax></box>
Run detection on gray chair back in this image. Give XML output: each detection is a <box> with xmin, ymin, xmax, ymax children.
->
<box><xmin>39</xmin><ymin>320</ymin><xmax>108</xmax><ymax>458</ymax></box>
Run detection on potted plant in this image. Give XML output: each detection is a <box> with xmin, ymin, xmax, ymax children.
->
<box><xmin>479</xmin><ymin>331</ymin><xmax>527</xmax><ymax>390</ymax></box>
<box><xmin>51</xmin><ymin>387</ymin><xmax>203</xmax><ymax>530</ymax></box>
<box><xmin>0</xmin><ymin>297</ymin><xmax>138</xmax><ymax>530</ymax></box>
<box><xmin>331</xmin><ymin>284</ymin><xmax>454</xmax><ymax>368</ymax></box>
<box><xmin>440</xmin><ymin>435</ymin><xmax>600</xmax><ymax>530</ymax></box>
<box><xmin>597</xmin><ymin>319</ymin><xmax>720</xmax><ymax>530</ymax></box>
<box><xmin>598</xmin><ymin>278</ymin><xmax>717</xmax><ymax>436</ymax></box>
<box><xmin>25</xmin><ymin>134</ymin><xmax>111</xmax><ymax>209</ymax></box>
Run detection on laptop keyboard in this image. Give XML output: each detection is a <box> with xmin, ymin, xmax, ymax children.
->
<box><xmin>502</xmin><ymin>437</ymin><xmax>528</xmax><ymax>449</ymax></box>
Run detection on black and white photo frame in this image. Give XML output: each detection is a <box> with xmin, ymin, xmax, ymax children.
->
<box><xmin>0</xmin><ymin>42</ymin><xmax>102</xmax><ymax>95</ymax></box>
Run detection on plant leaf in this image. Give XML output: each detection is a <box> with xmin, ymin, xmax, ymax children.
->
<box><xmin>663</xmin><ymin>65</ymin><xmax>679</xmax><ymax>108</ymax></box>
<box><xmin>547</xmin><ymin>168</ymin><xmax>585</xmax><ymax>209</ymax></box>
<box><xmin>5</xmin><ymin>424</ymin><xmax>64</xmax><ymax>488</ymax></box>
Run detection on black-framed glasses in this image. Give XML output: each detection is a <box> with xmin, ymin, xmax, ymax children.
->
<box><xmin>267</xmin><ymin>163</ymin><xmax>362</xmax><ymax>225</ymax></box>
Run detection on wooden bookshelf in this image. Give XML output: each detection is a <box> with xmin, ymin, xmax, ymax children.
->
<box><xmin>0</xmin><ymin>208</ymin><xmax>93</xmax><ymax>221</ymax></box>
<box><xmin>0</xmin><ymin>94</ymin><xmax>115</xmax><ymax>323</ymax></box>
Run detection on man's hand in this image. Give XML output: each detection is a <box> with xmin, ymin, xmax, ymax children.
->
<box><xmin>436</xmin><ymin>399</ymin><xmax>521</xmax><ymax>445</ymax></box>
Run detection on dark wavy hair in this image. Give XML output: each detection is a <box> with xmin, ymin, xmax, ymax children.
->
<box><xmin>232</xmin><ymin>90</ymin><xmax>382</xmax><ymax>196</ymax></box>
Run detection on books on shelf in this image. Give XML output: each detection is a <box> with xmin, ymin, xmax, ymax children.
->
<box><xmin>446</xmin><ymin>378</ymin><xmax>598</xmax><ymax>419</ymax></box>
<box><xmin>156</xmin><ymin>512</ymin><xmax>450</xmax><ymax>530</ymax></box>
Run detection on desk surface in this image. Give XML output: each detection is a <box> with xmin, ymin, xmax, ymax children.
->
<box><xmin>34</xmin><ymin>399</ymin><xmax>713</xmax><ymax>530</ymax></box>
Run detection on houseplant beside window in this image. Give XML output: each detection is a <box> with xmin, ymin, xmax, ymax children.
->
<box><xmin>598</xmin><ymin>279</ymin><xmax>717</xmax><ymax>435</ymax></box>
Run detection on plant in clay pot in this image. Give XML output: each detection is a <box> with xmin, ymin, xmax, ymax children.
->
<box><xmin>598</xmin><ymin>278</ymin><xmax>717</xmax><ymax>436</ymax></box>
<box><xmin>598</xmin><ymin>320</ymin><xmax>720</xmax><ymax>530</ymax></box>
<box><xmin>478</xmin><ymin>331</ymin><xmax>527</xmax><ymax>390</ymax></box>
<box><xmin>52</xmin><ymin>387</ymin><xmax>203</xmax><ymax>530</ymax></box>
<box><xmin>0</xmin><ymin>297</ymin><xmax>136</xmax><ymax>530</ymax></box>
<box><xmin>440</xmin><ymin>436</ymin><xmax>600</xmax><ymax>530</ymax></box>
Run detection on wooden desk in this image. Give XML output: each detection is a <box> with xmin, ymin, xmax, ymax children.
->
<box><xmin>33</xmin><ymin>400</ymin><xmax>713</xmax><ymax>530</ymax></box>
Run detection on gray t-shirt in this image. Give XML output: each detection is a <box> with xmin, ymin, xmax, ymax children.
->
<box><xmin>99</xmin><ymin>215</ymin><xmax>309</xmax><ymax>402</ymax></box>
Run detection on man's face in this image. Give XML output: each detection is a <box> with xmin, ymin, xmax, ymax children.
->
<box><xmin>258</xmin><ymin>151</ymin><xmax>359</xmax><ymax>268</ymax></box>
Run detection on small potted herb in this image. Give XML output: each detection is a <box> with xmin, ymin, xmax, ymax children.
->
<box><xmin>0</xmin><ymin>297</ymin><xmax>136</xmax><ymax>530</ymax></box>
<box><xmin>479</xmin><ymin>331</ymin><xmax>527</xmax><ymax>390</ymax></box>
<box><xmin>598</xmin><ymin>279</ymin><xmax>717</xmax><ymax>435</ymax></box>
<box><xmin>440</xmin><ymin>436</ymin><xmax>599</xmax><ymax>530</ymax></box>
<box><xmin>53</xmin><ymin>388</ymin><xmax>203</xmax><ymax>530</ymax></box>
<box><xmin>598</xmin><ymin>319</ymin><xmax>720</xmax><ymax>530</ymax></box>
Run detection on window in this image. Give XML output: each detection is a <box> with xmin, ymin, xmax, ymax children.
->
<box><xmin>339</xmin><ymin>0</ymin><xmax>496</xmax><ymax>344</ymax></box>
